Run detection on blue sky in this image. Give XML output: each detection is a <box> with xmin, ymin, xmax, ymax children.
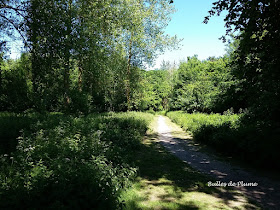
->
<box><xmin>9</xmin><ymin>0</ymin><xmax>227</xmax><ymax>65</ymax></box>
<box><xmin>151</xmin><ymin>0</ymin><xmax>227</xmax><ymax>69</ymax></box>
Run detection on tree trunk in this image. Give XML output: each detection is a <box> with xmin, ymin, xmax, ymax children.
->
<box><xmin>64</xmin><ymin>0</ymin><xmax>72</xmax><ymax>110</ymax></box>
<box><xmin>78</xmin><ymin>65</ymin><xmax>83</xmax><ymax>92</ymax></box>
<box><xmin>126</xmin><ymin>35</ymin><xmax>133</xmax><ymax>111</ymax></box>
<box><xmin>64</xmin><ymin>59</ymin><xmax>70</xmax><ymax>109</ymax></box>
<box><xmin>0</xmin><ymin>57</ymin><xmax>2</xmax><ymax>92</ymax></box>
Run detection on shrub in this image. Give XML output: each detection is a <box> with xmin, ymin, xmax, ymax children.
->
<box><xmin>0</xmin><ymin>112</ymin><xmax>153</xmax><ymax>209</ymax></box>
<box><xmin>166</xmin><ymin>111</ymin><xmax>280</xmax><ymax>169</ymax></box>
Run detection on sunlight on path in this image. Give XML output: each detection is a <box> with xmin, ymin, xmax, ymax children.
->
<box><xmin>156</xmin><ymin>115</ymin><xmax>280</xmax><ymax>209</ymax></box>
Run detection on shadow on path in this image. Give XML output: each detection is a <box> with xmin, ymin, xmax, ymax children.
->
<box><xmin>125</xmin><ymin>131</ymin><xmax>259</xmax><ymax>209</ymax></box>
<box><xmin>156</xmin><ymin>115</ymin><xmax>280</xmax><ymax>209</ymax></box>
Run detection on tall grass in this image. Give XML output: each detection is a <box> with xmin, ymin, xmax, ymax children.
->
<box><xmin>167</xmin><ymin>111</ymin><xmax>280</xmax><ymax>169</ymax></box>
<box><xmin>0</xmin><ymin>112</ymin><xmax>56</xmax><ymax>154</ymax></box>
<box><xmin>166</xmin><ymin>111</ymin><xmax>241</xmax><ymax>153</ymax></box>
<box><xmin>167</xmin><ymin>111</ymin><xmax>240</xmax><ymax>134</ymax></box>
<box><xmin>0</xmin><ymin>112</ymin><xmax>154</xmax><ymax>209</ymax></box>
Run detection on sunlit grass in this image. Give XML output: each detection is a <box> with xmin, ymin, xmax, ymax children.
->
<box><xmin>121</xmin><ymin>116</ymin><xmax>258</xmax><ymax>209</ymax></box>
<box><xmin>166</xmin><ymin>111</ymin><xmax>240</xmax><ymax>135</ymax></box>
<box><xmin>122</xmin><ymin>178</ymin><xmax>239</xmax><ymax>209</ymax></box>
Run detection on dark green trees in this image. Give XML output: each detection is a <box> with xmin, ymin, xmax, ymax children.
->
<box><xmin>202</xmin><ymin>0</ymin><xmax>280</xmax><ymax>166</ymax></box>
<box><xmin>205</xmin><ymin>0</ymin><xmax>280</xmax><ymax>122</ymax></box>
<box><xmin>0</xmin><ymin>53</ymin><xmax>32</xmax><ymax>111</ymax></box>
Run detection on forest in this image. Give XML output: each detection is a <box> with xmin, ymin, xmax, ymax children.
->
<box><xmin>1</xmin><ymin>0</ymin><xmax>280</xmax><ymax>209</ymax></box>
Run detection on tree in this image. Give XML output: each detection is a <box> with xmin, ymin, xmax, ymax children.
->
<box><xmin>169</xmin><ymin>56</ymin><xmax>231</xmax><ymax>112</ymax></box>
<box><xmin>0</xmin><ymin>1</ymin><xmax>30</xmax><ymax>111</ymax></box>
<box><xmin>205</xmin><ymin>0</ymin><xmax>280</xmax><ymax>122</ymax></box>
<box><xmin>0</xmin><ymin>0</ymin><xmax>27</xmax><ymax>50</ymax></box>
<box><xmin>27</xmin><ymin>0</ymin><xmax>67</xmax><ymax>111</ymax></box>
<box><xmin>115</xmin><ymin>0</ymin><xmax>179</xmax><ymax>110</ymax></box>
<box><xmin>27</xmin><ymin>0</ymin><xmax>120</xmax><ymax>111</ymax></box>
<box><xmin>0</xmin><ymin>53</ymin><xmax>32</xmax><ymax>111</ymax></box>
<box><xmin>23</xmin><ymin>0</ymin><xmax>179</xmax><ymax>112</ymax></box>
<box><xmin>139</xmin><ymin>69</ymin><xmax>172</xmax><ymax>111</ymax></box>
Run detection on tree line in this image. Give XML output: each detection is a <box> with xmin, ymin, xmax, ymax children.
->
<box><xmin>1</xmin><ymin>0</ymin><xmax>280</xmax><ymax>129</ymax></box>
<box><xmin>0</xmin><ymin>0</ymin><xmax>179</xmax><ymax>113</ymax></box>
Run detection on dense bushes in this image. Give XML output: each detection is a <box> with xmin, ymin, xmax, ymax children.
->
<box><xmin>167</xmin><ymin>110</ymin><xmax>239</xmax><ymax>133</ymax></box>
<box><xmin>0</xmin><ymin>112</ymin><xmax>40</xmax><ymax>154</ymax></box>
<box><xmin>169</xmin><ymin>56</ymin><xmax>234</xmax><ymax>113</ymax></box>
<box><xmin>0</xmin><ymin>112</ymin><xmax>154</xmax><ymax>209</ymax></box>
<box><xmin>167</xmin><ymin>111</ymin><xmax>280</xmax><ymax>169</ymax></box>
<box><xmin>0</xmin><ymin>54</ymin><xmax>32</xmax><ymax>112</ymax></box>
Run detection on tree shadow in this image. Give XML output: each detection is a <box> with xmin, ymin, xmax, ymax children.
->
<box><xmin>0</xmin><ymin>112</ymin><xmax>66</xmax><ymax>154</ymax></box>
<box><xmin>125</xmin><ymin>133</ymin><xmax>259</xmax><ymax>209</ymax></box>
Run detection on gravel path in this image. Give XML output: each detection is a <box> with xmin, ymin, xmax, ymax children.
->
<box><xmin>156</xmin><ymin>115</ymin><xmax>280</xmax><ymax>209</ymax></box>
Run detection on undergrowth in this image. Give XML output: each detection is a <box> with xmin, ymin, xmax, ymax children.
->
<box><xmin>0</xmin><ymin>112</ymin><xmax>153</xmax><ymax>209</ymax></box>
<box><xmin>167</xmin><ymin>111</ymin><xmax>280</xmax><ymax>169</ymax></box>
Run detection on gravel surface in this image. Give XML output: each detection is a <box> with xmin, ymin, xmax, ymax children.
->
<box><xmin>156</xmin><ymin>115</ymin><xmax>280</xmax><ymax>209</ymax></box>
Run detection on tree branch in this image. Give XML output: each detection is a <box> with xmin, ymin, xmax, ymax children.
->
<box><xmin>0</xmin><ymin>4</ymin><xmax>27</xmax><ymax>20</ymax></box>
<box><xmin>0</xmin><ymin>13</ymin><xmax>30</xmax><ymax>50</ymax></box>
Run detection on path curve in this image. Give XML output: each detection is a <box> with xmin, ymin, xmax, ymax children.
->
<box><xmin>156</xmin><ymin>115</ymin><xmax>280</xmax><ymax>209</ymax></box>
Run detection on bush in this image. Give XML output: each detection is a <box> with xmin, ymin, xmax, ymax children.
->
<box><xmin>0</xmin><ymin>112</ymin><xmax>42</xmax><ymax>154</ymax></box>
<box><xmin>0</xmin><ymin>112</ymin><xmax>153</xmax><ymax>209</ymax></box>
<box><xmin>167</xmin><ymin>111</ymin><xmax>239</xmax><ymax>134</ymax></box>
<box><xmin>167</xmin><ymin>111</ymin><xmax>280</xmax><ymax>169</ymax></box>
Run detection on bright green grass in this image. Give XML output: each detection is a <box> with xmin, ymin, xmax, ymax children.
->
<box><xmin>121</xmin><ymin>116</ymin><xmax>258</xmax><ymax>209</ymax></box>
<box><xmin>166</xmin><ymin>111</ymin><xmax>243</xmax><ymax>156</ymax></box>
<box><xmin>166</xmin><ymin>111</ymin><xmax>240</xmax><ymax>135</ymax></box>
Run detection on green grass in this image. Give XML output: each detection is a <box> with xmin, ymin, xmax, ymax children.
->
<box><xmin>167</xmin><ymin>111</ymin><xmax>243</xmax><ymax>154</ymax></box>
<box><xmin>166</xmin><ymin>111</ymin><xmax>280</xmax><ymax>170</ymax></box>
<box><xmin>121</xmin><ymin>116</ymin><xmax>258</xmax><ymax>209</ymax></box>
<box><xmin>0</xmin><ymin>111</ymin><xmax>263</xmax><ymax>209</ymax></box>
<box><xmin>166</xmin><ymin>111</ymin><xmax>240</xmax><ymax>135</ymax></box>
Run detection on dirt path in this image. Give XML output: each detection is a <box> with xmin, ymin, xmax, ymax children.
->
<box><xmin>156</xmin><ymin>115</ymin><xmax>280</xmax><ymax>209</ymax></box>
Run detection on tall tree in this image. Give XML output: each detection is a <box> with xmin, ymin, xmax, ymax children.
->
<box><xmin>118</xmin><ymin>0</ymin><xmax>179</xmax><ymax>110</ymax></box>
<box><xmin>24</xmin><ymin>0</ymin><xmax>179</xmax><ymax>112</ymax></box>
<box><xmin>205</xmin><ymin>0</ymin><xmax>280</xmax><ymax>122</ymax></box>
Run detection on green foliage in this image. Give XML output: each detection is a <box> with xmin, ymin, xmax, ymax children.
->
<box><xmin>1</xmin><ymin>0</ymin><xmax>279</xmax><ymax>180</ymax></box>
<box><xmin>1</xmin><ymin>0</ymin><xmax>180</xmax><ymax>113</ymax></box>
<box><xmin>167</xmin><ymin>111</ymin><xmax>239</xmax><ymax>135</ymax></box>
<box><xmin>22</xmin><ymin>0</ymin><xmax>179</xmax><ymax>113</ymax></box>
<box><xmin>206</xmin><ymin>0</ymin><xmax>280</xmax><ymax>126</ymax></box>
<box><xmin>167</xmin><ymin>111</ymin><xmax>280</xmax><ymax>169</ymax></box>
<box><xmin>0</xmin><ymin>112</ymin><xmax>154</xmax><ymax>209</ymax></box>
<box><xmin>0</xmin><ymin>53</ymin><xmax>32</xmax><ymax>111</ymax></box>
<box><xmin>0</xmin><ymin>112</ymin><xmax>37</xmax><ymax>154</ymax></box>
<box><xmin>169</xmin><ymin>56</ymin><xmax>233</xmax><ymax>112</ymax></box>
<box><xmin>136</xmin><ymin>70</ymin><xmax>172</xmax><ymax>111</ymax></box>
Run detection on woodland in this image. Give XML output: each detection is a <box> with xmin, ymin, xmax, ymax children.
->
<box><xmin>0</xmin><ymin>0</ymin><xmax>279</xmax><ymax>209</ymax></box>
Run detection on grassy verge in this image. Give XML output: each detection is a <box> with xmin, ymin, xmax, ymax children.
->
<box><xmin>166</xmin><ymin>111</ymin><xmax>280</xmax><ymax>170</ymax></box>
<box><xmin>121</xmin><ymin>116</ymin><xmax>257</xmax><ymax>209</ymax></box>
<box><xmin>166</xmin><ymin>111</ymin><xmax>240</xmax><ymax>134</ymax></box>
<box><xmin>0</xmin><ymin>112</ymin><xmax>153</xmax><ymax>209</ymax></box>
